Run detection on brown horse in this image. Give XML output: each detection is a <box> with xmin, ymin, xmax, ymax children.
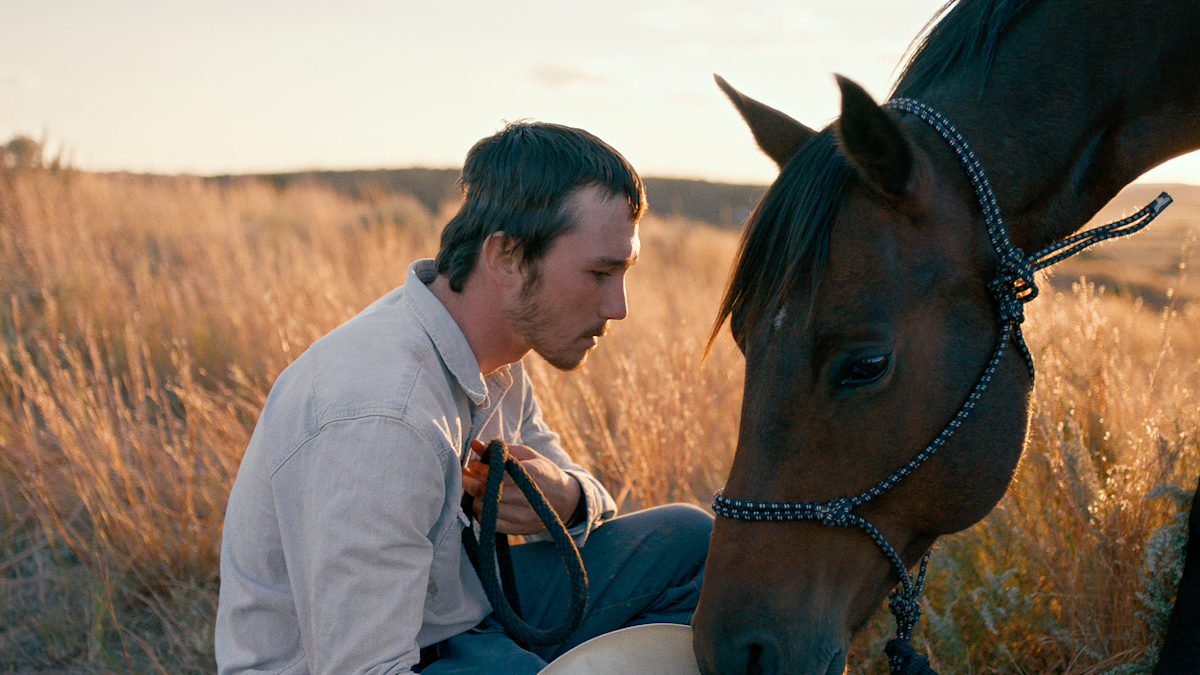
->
<box><xmin>692</xmin><ymin>1</ymin><xmax>1200</xmax><ymax>674</ymax></box>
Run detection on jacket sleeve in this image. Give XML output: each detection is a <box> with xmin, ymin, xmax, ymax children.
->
<box><xmin>270</xmin><ymin>416</ymin><xmax>452</xmax><ymax>675</ymax></box>
<box><xmin>515</xmin><ymin>370</ymin><xmax>618</xmax><ymax>546</ymax></box>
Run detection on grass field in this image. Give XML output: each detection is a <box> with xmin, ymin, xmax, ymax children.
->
<box><xmin>0</xmin><ymin>167</ymin><xmax>1197</xmax><ymax>674</ymax></box>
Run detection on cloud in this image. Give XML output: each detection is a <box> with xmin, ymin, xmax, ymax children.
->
<box><xmin>528</xmin><ymin>63</ymin><xmax>611</xmax><ymax>89</ymax></box>
<box><xmin>0</xmin><ymin>66</ymin><xmax>38</xmax><ymax>89</ymax></box>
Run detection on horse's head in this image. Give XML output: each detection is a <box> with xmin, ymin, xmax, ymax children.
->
<box><xmin>692</xmin><ymin>76</ymin><xmax>1034</xmax><ymax>675</ymax></box>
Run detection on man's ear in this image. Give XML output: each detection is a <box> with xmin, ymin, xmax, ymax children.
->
<box><xmin>480</xmin><ymin>232</ymin><xmax>524</xmax><ymax>289</ymax></box>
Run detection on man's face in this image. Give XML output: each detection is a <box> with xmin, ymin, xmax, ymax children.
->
<box><xmin>507</xmin><ymin>185</ymin><xmax>640</xmax><ymax>371</ymax></box>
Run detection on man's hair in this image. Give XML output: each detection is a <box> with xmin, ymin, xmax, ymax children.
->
<box><xmin>435</xmin><ymin>120</ymin><xmax>646</xmax><ymax>292</ymax></box>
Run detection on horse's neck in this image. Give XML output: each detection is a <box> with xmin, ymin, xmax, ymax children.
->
<box><xmin>927</xmin><ymin>1</ymin><xmax>1200</xmax><ymax>253</ymax></box>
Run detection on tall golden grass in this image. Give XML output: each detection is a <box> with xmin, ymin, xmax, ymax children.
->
<box><xmin>0</xmin><ymin>167</ymin><xmax>1196</xmax><ymax>674</ymax></box>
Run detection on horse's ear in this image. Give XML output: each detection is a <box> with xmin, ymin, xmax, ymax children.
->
<box><xmin>834</xmin><ymin>75</ymin><xmax>913</xmax><ymax>199</ymax></box>
<box><xmin>715</xmin><ymin>74</ymin><xmax>815</xmax><ymax>168</ymax></box>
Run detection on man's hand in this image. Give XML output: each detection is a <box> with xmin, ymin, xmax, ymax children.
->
<box><xmin>461</xmin><ymin>439</ymin><xmax>582</xmax><ymax>535</ymax></box>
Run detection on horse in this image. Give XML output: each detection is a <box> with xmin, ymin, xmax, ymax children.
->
<box><xmin>1154</xmin><ymin>476</ymin><xmax>1200</xmax><ymax>674</ymax></box>
<box><xmin>690</xmin><ymin>1</ymin><xmax>1200</xmax><ymax>674</ymax></box>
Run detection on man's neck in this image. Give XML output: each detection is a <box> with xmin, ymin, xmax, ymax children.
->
<box><xmin>427</xmin><ymin>274</ymin><xmax>528</xmax><ymax>376</ymax></box>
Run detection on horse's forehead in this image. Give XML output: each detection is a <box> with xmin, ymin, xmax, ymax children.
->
<box><xmin>824</xmin><ymin>196</ymin><xmax>911</xmax><ymax>290</ymax></box>
<box><xmin>813</xmin><ymin>193</ymin><xmax>953</xmax><ymax>325</ymax></box>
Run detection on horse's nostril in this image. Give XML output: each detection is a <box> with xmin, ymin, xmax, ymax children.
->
<box><xmin>744</xmin><ymin>639</ymin><xmax>779</xmax><ymax>675</ymax></box>
<box><xmin>824</xmin><ymin>648</ymin><xmax>847</xmax><ymax>675</ymax></box>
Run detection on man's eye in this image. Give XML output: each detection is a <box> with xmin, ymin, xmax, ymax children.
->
<box><xmin>839</xmin><ymin>354</ymin><xmax>890</xmax><ymax>386</ymax></box>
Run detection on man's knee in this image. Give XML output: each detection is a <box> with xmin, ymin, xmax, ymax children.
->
<box><xmin>648</xmin><ymin>502</ymin><xmax>713</xmax><ymax>540</ymax></box>
<box><xmin>600</xmin><ymin>503</ymin><xmax>712</xmax><ymax>563</ymax></box>
<box><xmin>657</xmin><ymin>503</ymin><xmax>712</xmax><ymax>559</ymax></box>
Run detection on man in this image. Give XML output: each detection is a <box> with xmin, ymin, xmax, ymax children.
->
<box><xmin>216</xmin><ymin>121</ymin><xmax>712</xmax><ymax>675</ymax></box>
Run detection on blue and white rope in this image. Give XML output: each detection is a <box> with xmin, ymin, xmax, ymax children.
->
<box><xmin>886</xmin><ymin>97</ymin><xmax>1172</xmax><ymax>379</ymax></box>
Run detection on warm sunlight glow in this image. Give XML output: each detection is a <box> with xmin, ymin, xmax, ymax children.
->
<box><xmin>8</xmin><ymin>0</ymin><xmax>1199</xmax><ymax>185</ymax></box>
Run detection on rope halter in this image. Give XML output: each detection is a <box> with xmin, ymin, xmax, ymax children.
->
<box><xmin>713</xmin><ymin>97</ymin><xmax>1172</xmax><ymax>675</ymax></box>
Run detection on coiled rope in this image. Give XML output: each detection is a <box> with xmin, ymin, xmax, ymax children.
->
<box><xmin>461</xmin><ymin>439</ymin><xmax>589</xmax><ymax>647</ymax></box>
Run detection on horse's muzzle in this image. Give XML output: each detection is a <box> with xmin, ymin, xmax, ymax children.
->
<box><xmin>692</xmin><ymin>619</ymin><xmax>847</xmax><ymax>675</ymax></box>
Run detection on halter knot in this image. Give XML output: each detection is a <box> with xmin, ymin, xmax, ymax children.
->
<box><xmin>815</xmin><ymin>496</ymin><xmax>853</xmax><ymax>527</ymax></box>
<box><xmin>885</xmin><ymin>638</ymin><xmax>937</xmax><ymax>675</ymax></box>
<box><xmin>888</xmin><ymin>591</ymin><xmax>923</xmax><ymax>640</ymax></box>
<box><xmin>986</xmin><ymin>262</ymin><xmax>1038</xmax><ymax>326</ymax></box>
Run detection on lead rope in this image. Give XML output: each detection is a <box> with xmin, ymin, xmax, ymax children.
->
<box><xmin>461</xmin><ymin>439</ymin><xmax>589</xmax><ymax>647</ymax></box>
<box><xmin>713</xmin><ymin>97</ymin><xmax>1172</xmax><ymax>675</ymax></box>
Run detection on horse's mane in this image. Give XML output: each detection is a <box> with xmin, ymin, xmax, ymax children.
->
<box><xmin>711</xmin><ymin>0</ymin><xmax>1038</xmax><ymax>349</ymax></box>
<box><xmin>892</xmin><ymin>0</ymin><xmax>1034</xmax><ymax>98</ymax></box>
<box><xmin>713</xmin><ymin>131</ymin><xmax>850</xmax><ymax>348</ymax></box>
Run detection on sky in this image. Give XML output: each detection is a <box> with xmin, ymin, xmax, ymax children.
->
<box><xmin>4</xmin><ymin>0</ymin><xmax>1199</xmax><ymax>187</ymax></box>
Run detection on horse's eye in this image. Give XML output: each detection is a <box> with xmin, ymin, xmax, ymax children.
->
<box><xmin>840</xmin><ymin>354</ymin><xmax>890</xmax><ymax>386</ymax></box>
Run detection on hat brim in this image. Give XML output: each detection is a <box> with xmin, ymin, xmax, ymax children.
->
<box><xmin>540</xmin><ymin>623</ymin><xmax>700</xmax><ymax>675</ymax></box>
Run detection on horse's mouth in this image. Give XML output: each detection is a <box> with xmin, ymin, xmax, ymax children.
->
<box><xmin>822</xmin><ymin>649</ymin><xmax>847</xmax><ymax>675</ymax></box>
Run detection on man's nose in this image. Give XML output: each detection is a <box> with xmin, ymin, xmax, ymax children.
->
<box><xmin>600</xmin><ymin>278</ymin><xmax>628</xmax><ymax>321</ymax></box>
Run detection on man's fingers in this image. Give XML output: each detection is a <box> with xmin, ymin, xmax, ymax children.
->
<box><xmin>503</xmin><ymin>443</ymin><xmax>540</xmax><ymax>461</ymax></box>
<box><xmin>466</xmin><ymin>483</ymin><xmax>544</xmax><ymax>535</ymax></box>
<box><xmin>493</xmin><ymin>504</ymin><xmax>548</xmax><ymax>536</ymax></box>
<box><xmin>461</xmin><ymin>476</ymin><xmax>484</xmax><ymax>499</ymax></box>
<box><xmin>463</xmin><ymin>441</ymin><xmax>549</xmax><ymax>535</ymax></box>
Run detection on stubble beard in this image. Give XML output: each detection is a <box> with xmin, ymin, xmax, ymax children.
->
<box><xmin>508</xmin><ymin>271</ymin><xmax>606</xmax><ymax>372</ymax></box>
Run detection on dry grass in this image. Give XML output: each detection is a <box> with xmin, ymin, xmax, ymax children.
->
<box><xmin>0</xmin><ymin>168</ymin><xmax>1196</xmax><ymax>674</ymax></box>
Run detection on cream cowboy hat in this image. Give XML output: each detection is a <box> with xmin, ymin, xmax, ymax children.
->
<box><xmin>540</xmin><ymin>623</ymin><xmax>700</xmax><ymax>675</ymax></box>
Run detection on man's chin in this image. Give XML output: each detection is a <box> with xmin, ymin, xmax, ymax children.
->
<box><xmin>538</xmin><ymin>346</ymin><xmax>592</xmax><ymax>372</ymax></box>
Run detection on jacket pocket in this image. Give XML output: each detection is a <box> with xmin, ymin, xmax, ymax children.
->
<box><xmin>424</xmin><ymin>509</ymin><xmax>471</xmax><ymax>618</ymax></box>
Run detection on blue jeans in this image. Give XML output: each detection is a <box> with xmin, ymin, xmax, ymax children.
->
<box><xmin>420</xmin><ymin>503</ymin><xmax>712</xmax><ymax>674</ymax></box>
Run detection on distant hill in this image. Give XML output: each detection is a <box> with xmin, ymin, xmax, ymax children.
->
<box><xmin>642</xmin><ymin>177</ymin><xmax>766</xmax><ymax>228</ymax></box>
<box><xmin>208</xmin><ymin>168</ymin><xmax>768</xmax><ymax>229</ymax></box>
